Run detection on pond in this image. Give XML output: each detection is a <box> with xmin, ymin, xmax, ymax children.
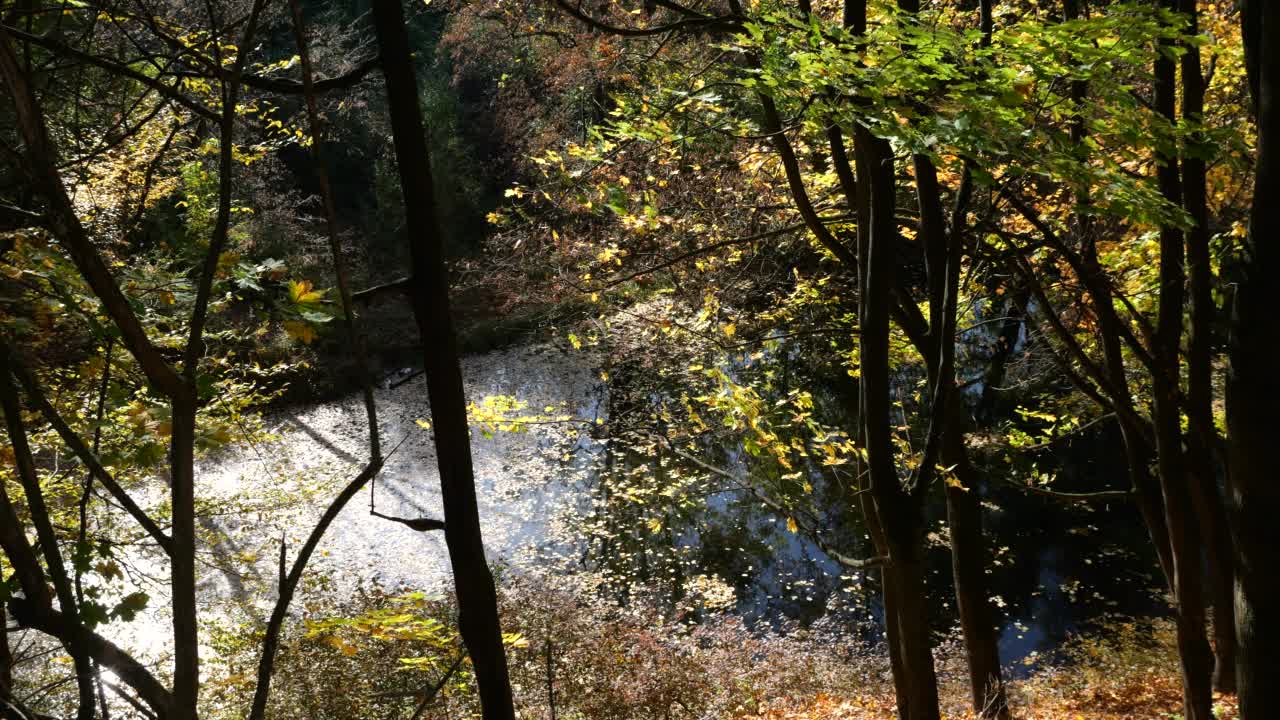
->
<box><xmin>98</xmin><ymin>341</ymin><xmax>1166</xmax><ymax>675</ymax></box>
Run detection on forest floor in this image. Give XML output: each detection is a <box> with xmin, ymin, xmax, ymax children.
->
<box><xmin>740</xmin><ymin>618</ymin><xmax>1239</xmax><ymax>719</ymax></box>
<box><xmin>744</xmin><ymin>679</ymin><xmax>1237</xmax><ymax>720</ymax></box>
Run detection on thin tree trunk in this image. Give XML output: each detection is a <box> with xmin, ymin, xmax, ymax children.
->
<box><xmin>843</xmin><ymin>107</ymin><xmax>914</xmax><ymax>718</ymax></box>
<box><xmin>942</xmin><ymin>404</ymin><xmax>1007</xmax><ymax>718</ymax></box>
<box><xmin>1153</xmin><ymin>7</ymin><xmax>1214</xmax><ymax>716</ymax></box>
<box><xmin>286</xmin><ymin>0</ymin><xmax>381</xmax><ymax>461</ymax></box>
<box><xmin>894</xmin><ymin>3</ymin><xmax>1005</xmax><ymax>712</ymax></box>
<box><xmin>1178</xmin><ymin>0</ymin><xmax>1236</xmax><ymax>691</ymax></box>
<box><xmin>1229</xmin><ymin>4</ymin><xmax>1280</xmax><ymax>717</ymax></box>
<box><xmin>244</xmin><ymin>6</ymin><xmax>386</xmax><ymax>718</ymax></box>
<box><xmin>0</xmin><ymin>605</ymin><xmax>10</xmax><ymax>703</ymax></box>
<box><xmin>369</xmin><ymin>3</ymin><xmax>517</xmax><ymax>718</ymax></box>
<box><xmin>859</xmin><ymin>125</ymin><xmax>941</xmax><ymax>720</ymax></box>
<box><xmin>858</xmin><ymin>491</ymin><xmax>911</xmax><ymax>718</ymax></box>
<box><xmin>168</xmin><ymin>390</ymin><xmax>199</xmax><ymax>720</ymax></box>
<box><xmin>0</xmin><ymin>349</ymin><xmax>96</xmax><ymax>720</ymax></box>
<box><xmin>172</xmin><ymin>5</ymin><xmax>267</xmax><ymax>715</ymax></box>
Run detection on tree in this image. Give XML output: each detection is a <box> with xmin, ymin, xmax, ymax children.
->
<box><xmin>369</xmin><ymin>1</ymin><xmax>518</xmax><ymax>718</ymax></box>
<box><xmin>1229</xmin><ymin>2</ymin><xmax>1280</xmax><ymax>716</ymax></box>
<box><xmin>1</xmin><ymin>3</ymin><xmax>386</xmax><ymax>717</ymax></box>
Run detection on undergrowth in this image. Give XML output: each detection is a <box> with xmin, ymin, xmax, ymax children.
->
<box><xmin>208</xmin><ymin>574</ymin><xmax>1238</xmax><ymax>720</ymax></box>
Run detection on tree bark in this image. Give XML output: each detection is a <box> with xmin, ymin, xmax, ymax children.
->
<box><xmin>859</xmin><ymin>126</ymin><xmax>941</xmax><ymax>720</ymax></box>
<box><xmin>369</xmin><ymin>3</ymin><xmax>517</xmax><ymax>718</ymax></box>
<box><xmin>1178</xmin><ymin>0</ymin><xmax>1236</xmax><ymax>692</ymax></box>
<box><xmin>1153</xmin><ymin>7</ymin><xmax>1213</xmax><ymax>717</ymax></box>
<box><xmin>1229</xmin><ymin>3</ymin><xmax>1280</xmax><ymax>717</ymax></box>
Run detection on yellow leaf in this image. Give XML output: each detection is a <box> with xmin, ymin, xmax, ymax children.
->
<box><xmin>288</xmin><ymin>279</ymin><xmax>323</xmax><ymax>305</ymax></box>
<box><xmin>721</xmin><ymin>322</ymin><xmax>736</xmax><ymax>338</ymax></box>
<box><xmin>324</xmin><ymin>635</ymin><xmax>358</xmax><ymax>656</ymax></box>
<box><xmin>283</xmin><ymin>320</ymin><xmax>317</xmax><ymax>345</ymax></box>
<box><xmin>786</xmin><ymin>517</ymin><xmax>799</xmax><ymax>534</ymax></box>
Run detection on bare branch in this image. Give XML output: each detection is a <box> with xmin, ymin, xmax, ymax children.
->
<box><xmin>239</xmin><ymin>55</ymin><xmax>382</xmax><ymax>94</ymax></box>
<box><xmin>0</xmin><ymin>24</ymin><xmax>219</xmax><ymax>122</ymax></box>
<box><xmin>247</xmin><ymin>461</ymin><xmax>384</xmax><ymax>720</ymax></box>
<box><xmin>550</xmin><ymin>0</ymin><xmax>741</xmax><ymax>37</ymax></box>
<box><xmin>352</xmin><ymin>276</ymin><xmax>412</xmax><ymax>304</ymax></box>
<box><xmin>0</xmin><ymin>26</ymin><xmax>186</xmax><ymax>398</ymax></box>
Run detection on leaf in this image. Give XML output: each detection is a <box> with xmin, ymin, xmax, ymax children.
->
<box><xmin>503</xmin><ymin>632</ymin><xmax>530</xmax><ymax>648</ymax></box>
<box><xmin>112</xmin><ymin>592</ymin><xmax>150</xmax><ymax>621</ymax></box>
<box><xmin>80</xmin><ymin>601</ymin><xmax>109</xmax><ymax>628</ymax></box>
<box><xmin>283</xmin><ymin>321</ymin><xmax>317</xmax><ymax>344</ymax></box>
<box><xmin>786</xmin><ymin>517</ymin><xmax>799</xmax><ymax>534</ymax></box>
<box><xmin>325</xmin><ymin>635</ymin><xmax>359</xmax><ymax>656</ymax></box>
<box><xmin>288</xmin><ymin>279</ymin><xmax>324</xmax><ymax>305</ymax></box>
<box><xmin>95</xmin><ymin>560</ymin><xmax>123</xmax><ymax>581</ymax></box>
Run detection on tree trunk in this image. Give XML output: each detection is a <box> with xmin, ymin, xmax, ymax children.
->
<box><xmin>1229</xmin><ymin>4</ymin><xmax>1280</xmax><ymax>717</ymax></box>
<box><xmin>0</xmin><ymin>605</ymin><xmax>10</xmax><ymax>703</ymax></box>
<box><xmin>942</xmin><ymin>410</ymin><xmax>1008</xmax><ymax>718</ymax></box>
<box><xmin>369</xmin><ymin>3</ymin><xmax>517</xmax><ymax>718</ymax></box>
<box><xmin>1177</xmin><ymin>0</ymin><xmax>1237</xmax><ymax>692</ymax></box>
<box><xmin>1153</xmin><ymin>8</ymin><xmax>1214</xmax><ymax>716</ymax></box>
<box><xmin>908</xmin><ymin>131</ymin><xmax>1006</xmax><ymax>720</ymax></box>
<box><xmin>858</xmin><ymin>123</ymin><xmax>941</xmax><ymax>720</ymax></box>
<box><xmin>0</xmin><ymin>351</ymin><xmax>97</xmax><ymax>720</ymax></box>
<box><xmin>858</xmin><ymin>492</ymin><xmax>911</xmax><ymax>717</ymax></box>
<box><xmin>168</xmin><ymin>389</ymin><xmax>199</xmax><ymax>720</ymax></box>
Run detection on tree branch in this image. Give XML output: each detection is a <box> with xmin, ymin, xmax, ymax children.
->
<box><xmin>996</xmin><ymin>477</ymin><xmax>1133</xmax><ymax>504</ymax></box>
<box><xmin>0</xmin><ymin>25</ymin><xmax>219</xmax><ymax>122</ymax></box>
<box><xmin>0</xmin><ymin>26</ymin><xmax>186</xmax><ymax>397</ymax></box>
<box><xmin>1</xmin><ymin>340</ymin><xmax>172</xmax><ymax>554</ymax></box>
<box><xmin>247</xmin><ymin>461</ymin><xmax>383</xmax><ymax>720</ymax></box>
<box><xmin>352</xmin><ymin>276</ymin><xmax>412</xmax><ymax>304</ymax></box>
<box><xmin>7</xmin><ymin>599</ymin><xmax>172</xmax><ymax>720</ymax></box>
<box><xmin>239</xmin><ymin>54</ymin><xmax>381</xmax><ymax>94</ymax></box>
<box><xmin>550</xmin><ymin>0</ymin><xmax>741</xmax><ymax>37</ymax></box>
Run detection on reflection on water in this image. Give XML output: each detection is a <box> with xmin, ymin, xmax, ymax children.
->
<box><xmin>84</xmin><ymin>341</ymin><xmax>1164</xmax><ymax>676</ymax></box>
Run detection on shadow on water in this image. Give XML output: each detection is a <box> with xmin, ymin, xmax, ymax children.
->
<box><xmin>574</xmin><ymin>372</ymin><xmax>1166</xmax><ymax>673</ymax></box>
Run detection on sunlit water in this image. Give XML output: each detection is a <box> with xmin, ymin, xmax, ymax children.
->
<box><xmin>82</xmin><ymin>341</ymin><xmax>1162</xmax><ymax>682</ymax></box>
<box><xmin>94</xmin><ymin>343</ymin><xmax>603</xmax><ymax>670</ymax></box>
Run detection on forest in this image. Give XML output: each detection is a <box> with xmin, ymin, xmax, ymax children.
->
<box><xmin>0</xmin><ymin>0</ymin><xmax>1277</xmax><ymax>718</ymax></box>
